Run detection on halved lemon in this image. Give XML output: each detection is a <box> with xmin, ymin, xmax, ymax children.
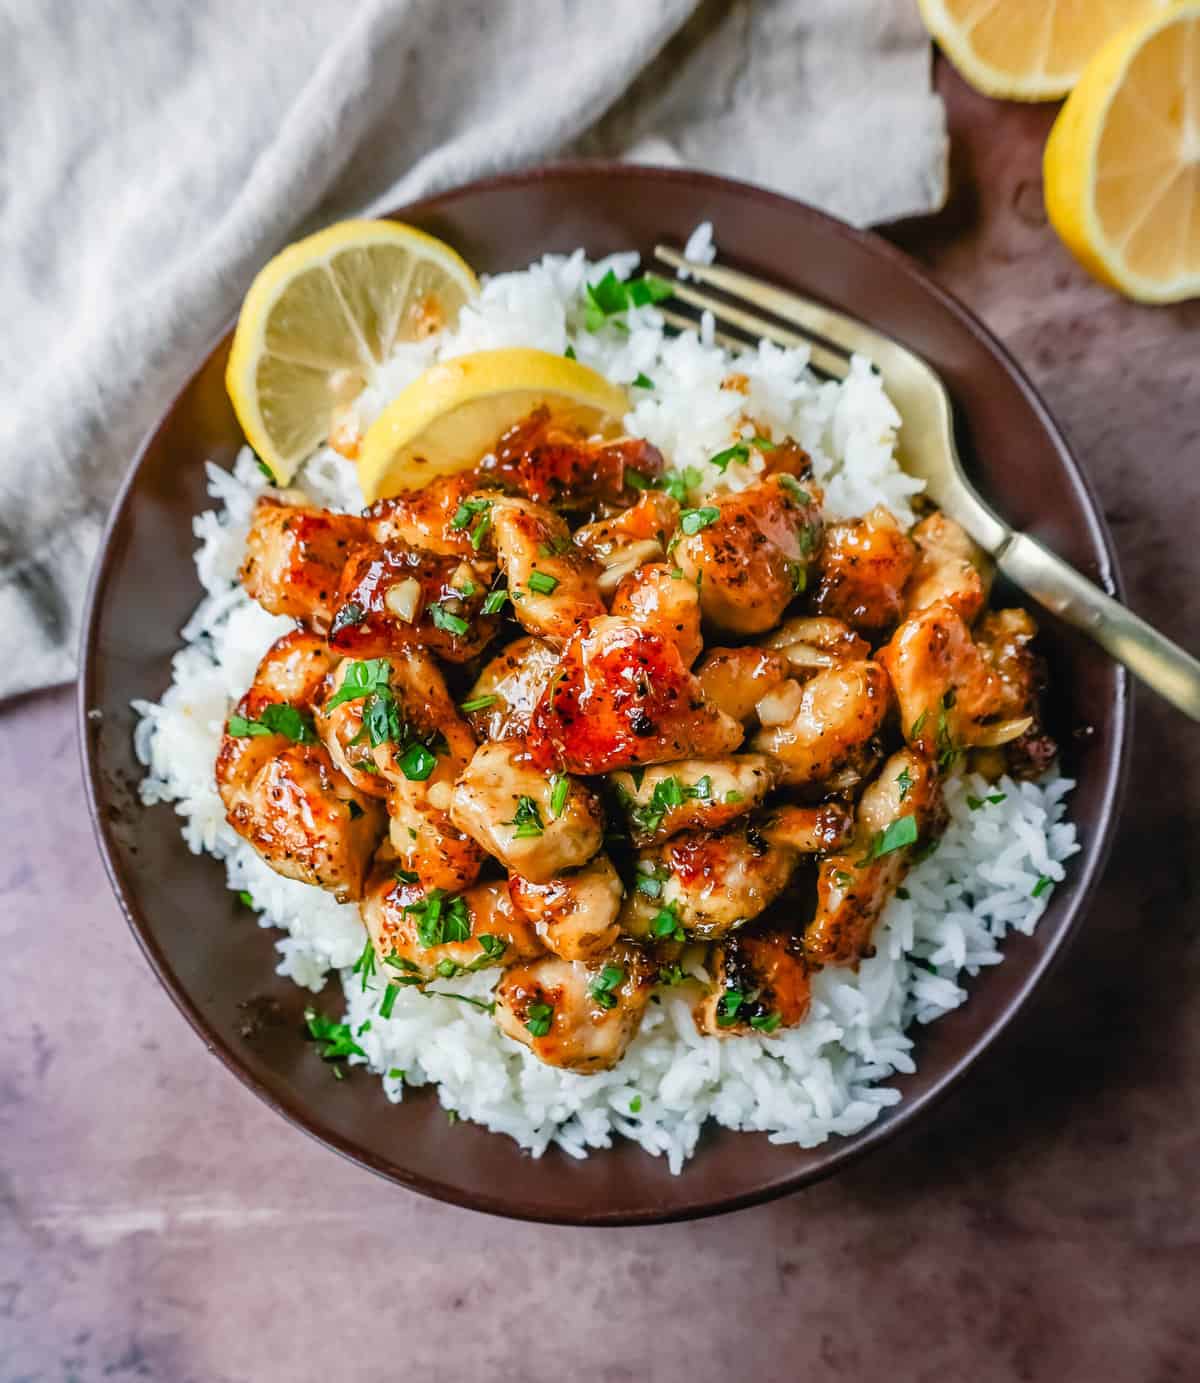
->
<box><xmin>918</xmin><ymin>0</ymin><xmax>1168</xmax><ymax>101</ymax></box>
<box><xmin>226</xmin><ymin>220</ymin><xmax>478</xmax><ymax>483</ymax></box>
<box><xmin>356</xmin><ymin>348</ymin><xmax>631</xmax><ymax>502</ymax></box>
<box><xmin>1045</xmin><ymin>2</ymin><xmax>1200</xmax><ymax>303</ymax></box>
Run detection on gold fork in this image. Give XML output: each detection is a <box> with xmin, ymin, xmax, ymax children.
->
<box><xmin>654</xmin><ymin>244</ymin><xmax>1200</xmax><ymax>722</ymax></box>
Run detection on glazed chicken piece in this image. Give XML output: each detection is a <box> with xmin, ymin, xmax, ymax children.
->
<box><xmin>751</xmin><ymin>659</ymin><xmax>892</xmax><ymax>789</ymax></box>
<box><xmin>694</xmin><ymin>645</ymin><xmax>790</xmax><ymax>725</ymax></box>
<box><xmin>364</xmin><ymin>471</ymin><xmax>500</xmax><ymax>566</ymax></box>
<box><xmin>973</xmin><ymin>608</ymin><xmax>1057</xmax><ymax>779</ymax></box>
<box><xmin>672</xmin><ymin>474</ymin><xmax>823</xmax><ymax>635</ymax></box>
<box><xmin>806</xmin><ymin>749</ymin><xmax>943</xmax><ymax>967</ymax></box>
<box><xmin>315</xmin><ymin>646</ymin><xmax>483</xmax><ymax>893</ymax></box>
<box><xmin>527</xmin><ymin>616</ymin><xmax>743</xmax><ymax>775</ymax></box>
<box><xmin>481</xmin><ymin>407</ymin><xmax>665</xmax><ymax>509</ymax></box>
<box><xmin>904</xmin><ymin>512</ymin><xmax>993</xmax><ymax>625</ymax></box>
<box><xmin>694</xmin><ymin>924</ymin><xmax>812</xmax><ymax>1038</ymax></box>
<box><xmin>811</xmin><ymin>506</ymin><xmax>916</xmax><ymax>634</ymax></box>
<box><xmin>508</xmin><ymin>854</ymin><xmax>624</xmax><ymax>961</ymax></box>
<box><xmin>460</xmin><ymin>635</ymin><xmax>560</xmax><ymax>742</ymax></box>
<box><xmin>450</xmin><ymin>740</ymin><xmax>604</xmax><ymax>883</ymax></box>
<box><xmin>574</xmin><ymin>491</ymin><xmax>680</xmax><ymax>592</ymax></box>
<box><xmin>610</xmin><ymin>563</ymin><xmax>703</xmax><ymax>667</ymax></box>
<box><xmin>609</xmin><ymin>755</ymin><xmax>778</xmax><ymax>847</ymax></box>
<box><xmin>759</xmin><ymin>615</ymin><xmax>872</xmax><ymax>674</ymax></box>
<box><xmin>879</xmin><ymin>601</ymin><xmax>1036</xmax><ymax>766</ymax></box>
<box><xmin>327</xmin><ymin>540</ymin><xmax>498</xmax><ymax>662</ymax></box>
<box><xmin>492</xmin><ymin>940</ymin><xmax>657</xmax><ymax>1073</ymax></box>
<box><xmin>488</xmin><ymin>496</ymin><xmax>606</xmax><ymax>644</ymax></box>
<box><xmin>216</xmin><ymin>634</ymin><xmax>384</xmax><ymax>901</ymax></box>
<box><xmin>361</xmin><ymin>867</ymin><xmax>543</xmax><ymax>982</ymax></box>
<box><xmin>620</xmin><ymin>803</ymin><xmax>852</xmax><ymax>942</ymax></box>
<box><xmin>239</xmin><ymin>497</ymin><xmax>369</xmax><ymax>633</ymax></box>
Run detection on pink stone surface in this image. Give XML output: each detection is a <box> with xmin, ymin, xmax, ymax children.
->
<box><xmin>3</xmin><ymin>68</ymin><xmax>1199</xmax><ymax>1381</ymax></box>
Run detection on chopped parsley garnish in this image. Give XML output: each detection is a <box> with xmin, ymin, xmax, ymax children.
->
<box><xmin>897</xmin><ymin>766</ymin><xmax>914</xmax><ymax>801</ymax></box>
<box><xmin>237</xmin><ymin>890</ymin><xmax>256</xmax><ymax>910</ymax></box>
<box><xmin>387</xmin><ymin>1068</ymin><xmax>406</xmax><ymax>1080</ymax></box>
<box><xmin>750</xmin><ymin>435</ymin><xmax>776</xmax><ymax>451</ymax></box>
<box><xmin>834</xmin><ymin>870</ymin><xmax>853</xmax><ymax>887</ymax></box>
<box><xmin>549</xmin><ymin>774</ymin><xmax>570</xmax><ymax>820</ymax></box>
<box><xmin>633</xmin><ymin>372</ymin><xmax>655</xmax><ymax>390</ymax></box>
<box><xmin>385</xmin><ymin>952</ymin><xmax>420</xmax><ymax>972</ymax></box>
<box><xmin>405</xmin><ymin>890</ymin><xmax>472</xmax><ymax>948</ymax></box>
<box><xmin>588</xmin><ymin>964</ymin><xmax>625</xmax><ymax>1011</ymax></box>
<box><xmin>482</xmin><ymin>587</ymin><xmax>510</xmax><ymax>615</ymax></box>
<box><xmin>749</xmin><ymin>1011</ymin><xmax>782</xmax><ymax>1033</ymax></box>
<box><xmin>629</xmin><ymin>1095</ymin><xmax>643</xmax><ymax>1113</ymax></box>
<box><xmin>564</xmin><ymin>344</ymin><xmax>577</xmax><ymax>360</ymax></box>
<box><xmin>228</xmin><ymin>703</ymin><xmax>317</xmax><ymax>744</ymax></box>
<box><xmin>935</xmin><ymin>690</ymin><xmax>961</xmax><ymax>772</ymax></box>
<box><xmin>304</xmin><ymin>1006</ymin><xmax>365</xmax><ymax>1062</ymax></box>
<box><xmin>715</xmin><ymin>990</ymin><xmax>745</xmax><ymax>1027</ymax></box>
<box><xmin>527</xmin><ymin>570</ymin><xmax>559</xmax><ymax>595</ymax></box>
<box><xmin>630</xmin><ymin>775</ymin><xmax>712</xmax><ymax>835</ymax></box>
<box><xmin>398</xmin><ymin>742</ymin><xmax>437</xmax><ymax>782</ymax></box>
<box><xmin>450</xmin><ymin>497</ymin><xmax>491</xmax><ymax>531</ymax></box>
<box><xmin>379</xmin><ymin>983</ymin><xmax>399</xmax><ymax>1020</ymax></box>
<box><xmin>657</xmin><ymin>466</ymin><xmax>703</xmax><ymax>503</ymax></box>
<box><xmin>456</xmin><ymin>578</ymin><xmax>477</xmax><ymax>597</ymax></box>
<box><xmin>326</xmin><ymin>658</ymin><xmax>411</xmax><ymax>751</ymax></box>
<box><xmin>626</xmin><ymin>469</ymin><xmax>650</xmax><ymax>490</ymax></box>
<box><xmin>504</xmin><ymin>795</ymin><xmax>545</xmax><ymax>839</ymax></box>
<box><xmin>657</xmin><ymin>963</ymin><xmax>687</xmax><ymax>986</ymax></box>
<box><xmin>583</xmin><ymin>270</ymin><xmax>672</xmax><ymax>331</ymax></box>
<box><xmin>393</xmin><ymin>866</ymin><xmax>419</xmax><ymax>884</ymax></box>
<box><xmin>679</xmin><ymin>506</ymin><xmax>720</xmax><ymax>536</ymax></box>
<box><xmin>724</xmin><ymin>790</ymin><xmax>744</xmax><ymax>804</ymax></box>
<box><xmin>710</xmin><ymin>442</ymin><xmax>750</xmax><ymax>472</ymax></box>
<box><xmin>330</xmin><ymin>600</ymin><xmax>366</xmax><ymax>635</ymax></box>
<box><xmin>477</xmin><ymin>934</ymin><xmax>507</xmax><ymax>959</ymax></box>
<box><xmin>968</xmin><ymin>792</ymin><xmax>1008</xmax><ymax>809</ymax></box>
<box><xmin>429</xmin><ymin>603</ymin><xmax>470</xmax><ymax>637</ymax></box>
<box><xmin>859</xmin><ymin>814</ymin><xmax>919</xmax><ymax>864</ymax></box>
<box><xmin>635</xmin><ymin>874</ymin><xmax>662</xmax><ymax>898</ymax></box>
<box><xmin>651</xmin><ymin>903</ymin><xmax>685</xmax><ymax>943</ymax></box>
<box><xmin>524</xmin><ymin>1002</ymin><xmax>554</xmax><ymax>1037</ymax></box>
<box><xmin>352</xmin><ymin>938</ymin><xmax>376</xmax><ymax>992</ymax></box>
<box><xmin>777</xmin><ymin>474</ymin><xmax>812</xmax><ymax>505</ymax></box>
<box><xmin>787</xmin><ymin>562</ymin><xmax>808</xmax><ymax>595</ymax></box>
<box><xmin>910</xmin><ymin>709</ymin><xmax>929</xmax><ymax>738</ymax></box>
<box><xmin>1031</xmin><ymin>875</ymin><xmax>1053</xmax><ymax>898</ymax></box>
<box><xmin>460</xmin><ymin>693</ymin><xmax>498</xmax><ymax>713</ymax></box>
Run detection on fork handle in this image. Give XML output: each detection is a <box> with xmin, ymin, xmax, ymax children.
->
<box><xmin>997</xmin><ymin>532</ymin><xmax>1200</xmax><ymax>721</ymax></box>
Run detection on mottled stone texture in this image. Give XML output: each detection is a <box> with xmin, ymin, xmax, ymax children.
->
<box><xmin>2</xmin><ymin>66</ymin><xmax>1198</xmax><ymax>1383</ymax></box>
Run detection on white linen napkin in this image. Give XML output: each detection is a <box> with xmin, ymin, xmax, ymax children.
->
<box><xmin>0</xmin><ymin>0</ymin><xmax>945</xmax><ymax>699</ymax></box>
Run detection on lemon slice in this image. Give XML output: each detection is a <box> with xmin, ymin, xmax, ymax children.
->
<box><xmin>1045</xmin><ymin>2</ymin><xmax>1200</xmax><ymax>303</ymax></box>
<box><xmin>356</xmin><ymin>348</ymin><xmax>632</xmax><ymax>502</ymax></box>
<box><xmin>226</xmin><ymin>220</ymin><xmax>478</xmax><ymax>483</ymax></box>
<box><xmin>918</xmin><ymin>0</ymin><xmax>1168</xmax><ymax>100</ymax></box>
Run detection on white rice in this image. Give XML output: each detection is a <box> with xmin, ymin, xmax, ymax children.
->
<box><xmin>133</xmin><ymin>244</ymin><xmax>1077</xmax><ymax>1172</ymax></box>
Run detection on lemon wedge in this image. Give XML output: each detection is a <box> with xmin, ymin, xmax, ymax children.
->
<box><xmin>1045</xmin><ymin>2</ymin><xmax>1200</xmax><ymax>303</ymax></box>
<box><xmin>226</xmin><ymin>220</ymin><xmax>478</xmax><ymax>483</ymax></box>
<box><xmin>356</xmin><ymin>348</ymin><xmax>631</xmax><ymax>503</ymax></box>
<box><xmin>918</xmin><ymin>0</ymin><xmax>1168</xmax><ymax>101</ymax></box>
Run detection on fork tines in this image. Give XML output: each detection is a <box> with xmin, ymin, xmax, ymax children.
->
<box><xmin>654</xmin><ymin>245</ymin><xmax>851</xmax><ymax>380</ymax></box>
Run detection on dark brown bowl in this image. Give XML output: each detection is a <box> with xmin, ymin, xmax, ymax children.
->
<box><xmin>79</xmin><ymin>164</ymin><xmax>1130</xmax><ymax>1225</ymax></box>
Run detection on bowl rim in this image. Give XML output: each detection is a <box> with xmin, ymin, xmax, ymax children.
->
<box><xmin>78</xmin><ymin>160</ymin><xmax>1131</xmax><ymax>1225</ymax></box>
